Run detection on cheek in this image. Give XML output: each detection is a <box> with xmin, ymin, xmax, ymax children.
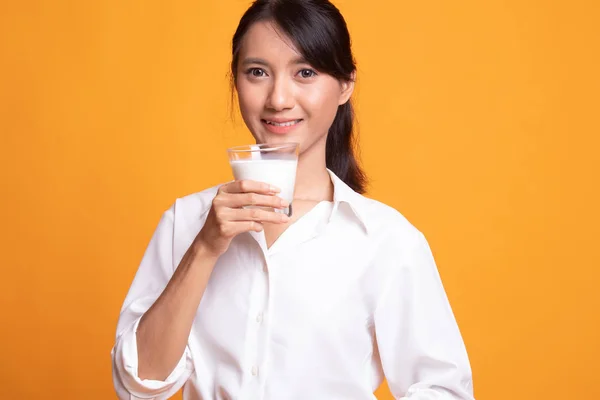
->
<box><xmin>236</xmin><ymin>81</ymin><xmax>263</xmax><ymax>117</ymax></box>
<box><xmin>301</xmin><ymin>83</ymin><xmax>341</xmax><ymax>125</ymax></box>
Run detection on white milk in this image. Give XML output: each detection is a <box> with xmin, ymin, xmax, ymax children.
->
<box><xmin>229</xmin><ymin>159</ymin><xmax>297</xmax><ymax>204</ymax></box>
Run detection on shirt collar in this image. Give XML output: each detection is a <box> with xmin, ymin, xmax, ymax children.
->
<box><xmin>327</xmin><ymin>169</ymin><xmax>371</xmax><ymax>234</ymax></box>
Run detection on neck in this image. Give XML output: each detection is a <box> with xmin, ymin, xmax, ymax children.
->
<box><xmin>293</xmin><ymin>140</ymin><xmax>333</xmax><ymax>202</ymax></box>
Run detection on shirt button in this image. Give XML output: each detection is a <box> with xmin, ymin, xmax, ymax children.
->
<box><xmin>251</xmin><ymin>365</ymin><xmax>258</xmax><ymax>376</ymax></box>
<box><xmin>256</xmin><ymin>313</ymin><xmax>263</xmax><ymax>323</ymax></box>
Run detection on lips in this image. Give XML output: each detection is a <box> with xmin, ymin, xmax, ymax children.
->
<box><xmin>264</xmin><ymin>119</ymin><xmax>302</xmax><ymax>126</ymax></box>
<box><xmin>261</xmin><ymin>118</ymin><xmax>303</xmax><ymax>134</ymax></box>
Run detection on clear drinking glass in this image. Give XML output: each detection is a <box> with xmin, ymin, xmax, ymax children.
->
<box><xmin>227</xmin><ymin>142</ymin><xmax>299</xmax><ymax>217</ymax></box>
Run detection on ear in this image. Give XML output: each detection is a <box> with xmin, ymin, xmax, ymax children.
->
<box><xmin>338</xmin><ymin>71</ymin><xmax>356</xmax><ymax>105</ymax></box>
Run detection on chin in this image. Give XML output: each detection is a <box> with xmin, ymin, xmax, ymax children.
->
<box><xmin>256</xmin><ymin>132</ymin><xmax>300</xmax><ymax>146</ymax></box>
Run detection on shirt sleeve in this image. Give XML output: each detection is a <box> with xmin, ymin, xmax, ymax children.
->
<box><xmin>374</xmin><ymin>231</ymin><xmax>475</xmax><ymax>400</ymax></box>
<box><xmin>111</xmin><ymin>207</ymin><xmax>194</xmax><ymax>399</ymax></box>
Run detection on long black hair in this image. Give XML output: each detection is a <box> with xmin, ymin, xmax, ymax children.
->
<box><xmin>230</xmin><ymin>0</ymin><xmax>367</xmax><ymax>194</ymax></box>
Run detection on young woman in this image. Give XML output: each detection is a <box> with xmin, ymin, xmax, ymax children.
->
<box><xmin>111</xmin><ymin>1</ymin><xmax>475</xmax><ymax>399</ymax></box>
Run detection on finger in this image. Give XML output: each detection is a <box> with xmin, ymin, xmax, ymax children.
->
<box><xmin>223</xmin><ymin>221</ymin><xmax>264</xmax><ymax>236</ymax></box>
<box><xmin>221</xmin><ymin>180</ymin><xmax>281</xmax><ymax>195</ymax></box>
<box><xmin>233</xmin><ymin>208</ymin><xmax>290</xmax><ymax>224</ymax></box>
<box><xmin>225</xmin><ymin>192</ymin><xmax>288</xmax><ymax>209</ymax></box>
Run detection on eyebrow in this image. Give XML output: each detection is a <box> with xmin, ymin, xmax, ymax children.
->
<box><xmin>240</xmin><ymin>56</ymin><xmax>310</xmax><ymax>67</ymax></box>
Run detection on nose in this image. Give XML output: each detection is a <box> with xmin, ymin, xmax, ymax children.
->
<box><xmin>265</xmin><ymin>76</ymin><xmax>294</xmax><ymax>111</ymax></box>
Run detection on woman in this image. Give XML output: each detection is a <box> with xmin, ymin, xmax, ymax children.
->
<box><xmin>111</xmin><ymin>0</ymin><xmax>475</xmax><ymax>399</ymax></box>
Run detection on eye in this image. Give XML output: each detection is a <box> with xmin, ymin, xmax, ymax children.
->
<box><xmin>298</xmin><ymin>68</ymin><xmax>317</xmax><ymax>78</ymax></box>
<box><xmin>246</xmin><ymin>68</ymin><xmax>267</xmax><ymax>77</ymax></box>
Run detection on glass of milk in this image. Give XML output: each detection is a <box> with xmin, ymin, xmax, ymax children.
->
<box><xmin>227</xmin><ymin>142</ymin><xmax>299</xmax><ymax>217</ymax></box>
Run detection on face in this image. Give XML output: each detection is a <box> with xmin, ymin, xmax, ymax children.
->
<box><xmin>235</xmin><ymin>21</ymin><xmax>354</xmax><ymax>155</ymax></box>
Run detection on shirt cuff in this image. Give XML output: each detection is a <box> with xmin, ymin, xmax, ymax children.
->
<box><xmin>112</xmin><ymin>317</ymin><xmax>191</xmax><ymax>399</ymax></box>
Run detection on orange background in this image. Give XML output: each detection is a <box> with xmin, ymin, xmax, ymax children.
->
<box><xmin>1</xmin><ymin>1</ymin><xmax>599</xmax><ymax>399</ymax></box>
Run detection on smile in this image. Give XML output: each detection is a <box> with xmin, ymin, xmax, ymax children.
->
<box><xmin>261</xmin><ymin>118</ymin><xmax>304</xmax><ymax>135</ymax></box>
<box><xmin>262</xmin><ymin>119</ymin><xmax>303</xmax><ymax>127</ymax></box>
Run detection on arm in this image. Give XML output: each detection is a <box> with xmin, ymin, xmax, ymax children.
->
<box><xmin>111</xmin><ymin>208</ymin><xmax>202</xmax><ymax>399</ymax></box>
<box><xmin>111</xmin><ymin>180</ymin><xmax>289</xmax><ymax>399</ymax></box>
<box><xmin>136</xmin><ymin>239</ymin><xmax>218</xmax><ymax>381</ymax></box>
<box><xmin>374</xmin><ymin>232</ymin><xmax>475</xmax><ymax>399</ymax></box>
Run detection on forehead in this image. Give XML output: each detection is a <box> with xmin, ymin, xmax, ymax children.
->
<box><xmin>239</xmin><ymin>21</ymin><xmax>303</xmax><ymax>62</ymax></box>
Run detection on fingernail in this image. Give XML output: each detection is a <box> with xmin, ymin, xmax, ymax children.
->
<box><xmin>280</xmin><ymin>199</ymin><xmax>289</xmax><ymax>207</ymax></box>
<box><xmin>270</xmin><ymin>185</ymin><xmax>281</xmax><ymax>193</ymax></box>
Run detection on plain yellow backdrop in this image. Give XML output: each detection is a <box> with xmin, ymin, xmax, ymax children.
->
<box><xmin>1</xmin><ymin>0</ymin><xmax>599</xmax><ymax>399</ymax></box>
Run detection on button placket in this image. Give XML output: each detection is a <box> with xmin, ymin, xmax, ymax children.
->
<box><xmin>257</xmin><ymin>253</ymin><xmax>274</xmax><ymax>400</ymax></box>
<box><xmin>244</xmin><ymin>250</ymin><xmax>270</xmax><ymax>396</ymax></box>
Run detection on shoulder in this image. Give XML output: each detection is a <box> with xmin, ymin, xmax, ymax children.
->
<box><xmin>152</xmin><ymin>183</ymin><xmax>226</xmax><ymax>255</ymax></box>
<box><xmin>165</xmin><ymin>183</ymin><xmax>225</xmax><ymax>221</ymax></box>
<box><xmin>359</xmin><ymin>197</ymin><xmax>436</xmax><ymax>277</ymax></box>
<box><xmin>359</xmin><ymin>195</ymin><xmax>425</xmax><ymax>245</ymax></box>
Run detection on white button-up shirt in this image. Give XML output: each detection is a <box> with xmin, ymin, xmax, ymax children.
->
<box><xmin>112</xmin><ymin>170</ymin><xmax>475</xmax><ymax>400</ymax></box>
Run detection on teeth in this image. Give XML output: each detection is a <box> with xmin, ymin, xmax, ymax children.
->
<box><xmin>266</xmin><ymin>120</ymin><xmax>300</xmax><ymax>127</ymax></box>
